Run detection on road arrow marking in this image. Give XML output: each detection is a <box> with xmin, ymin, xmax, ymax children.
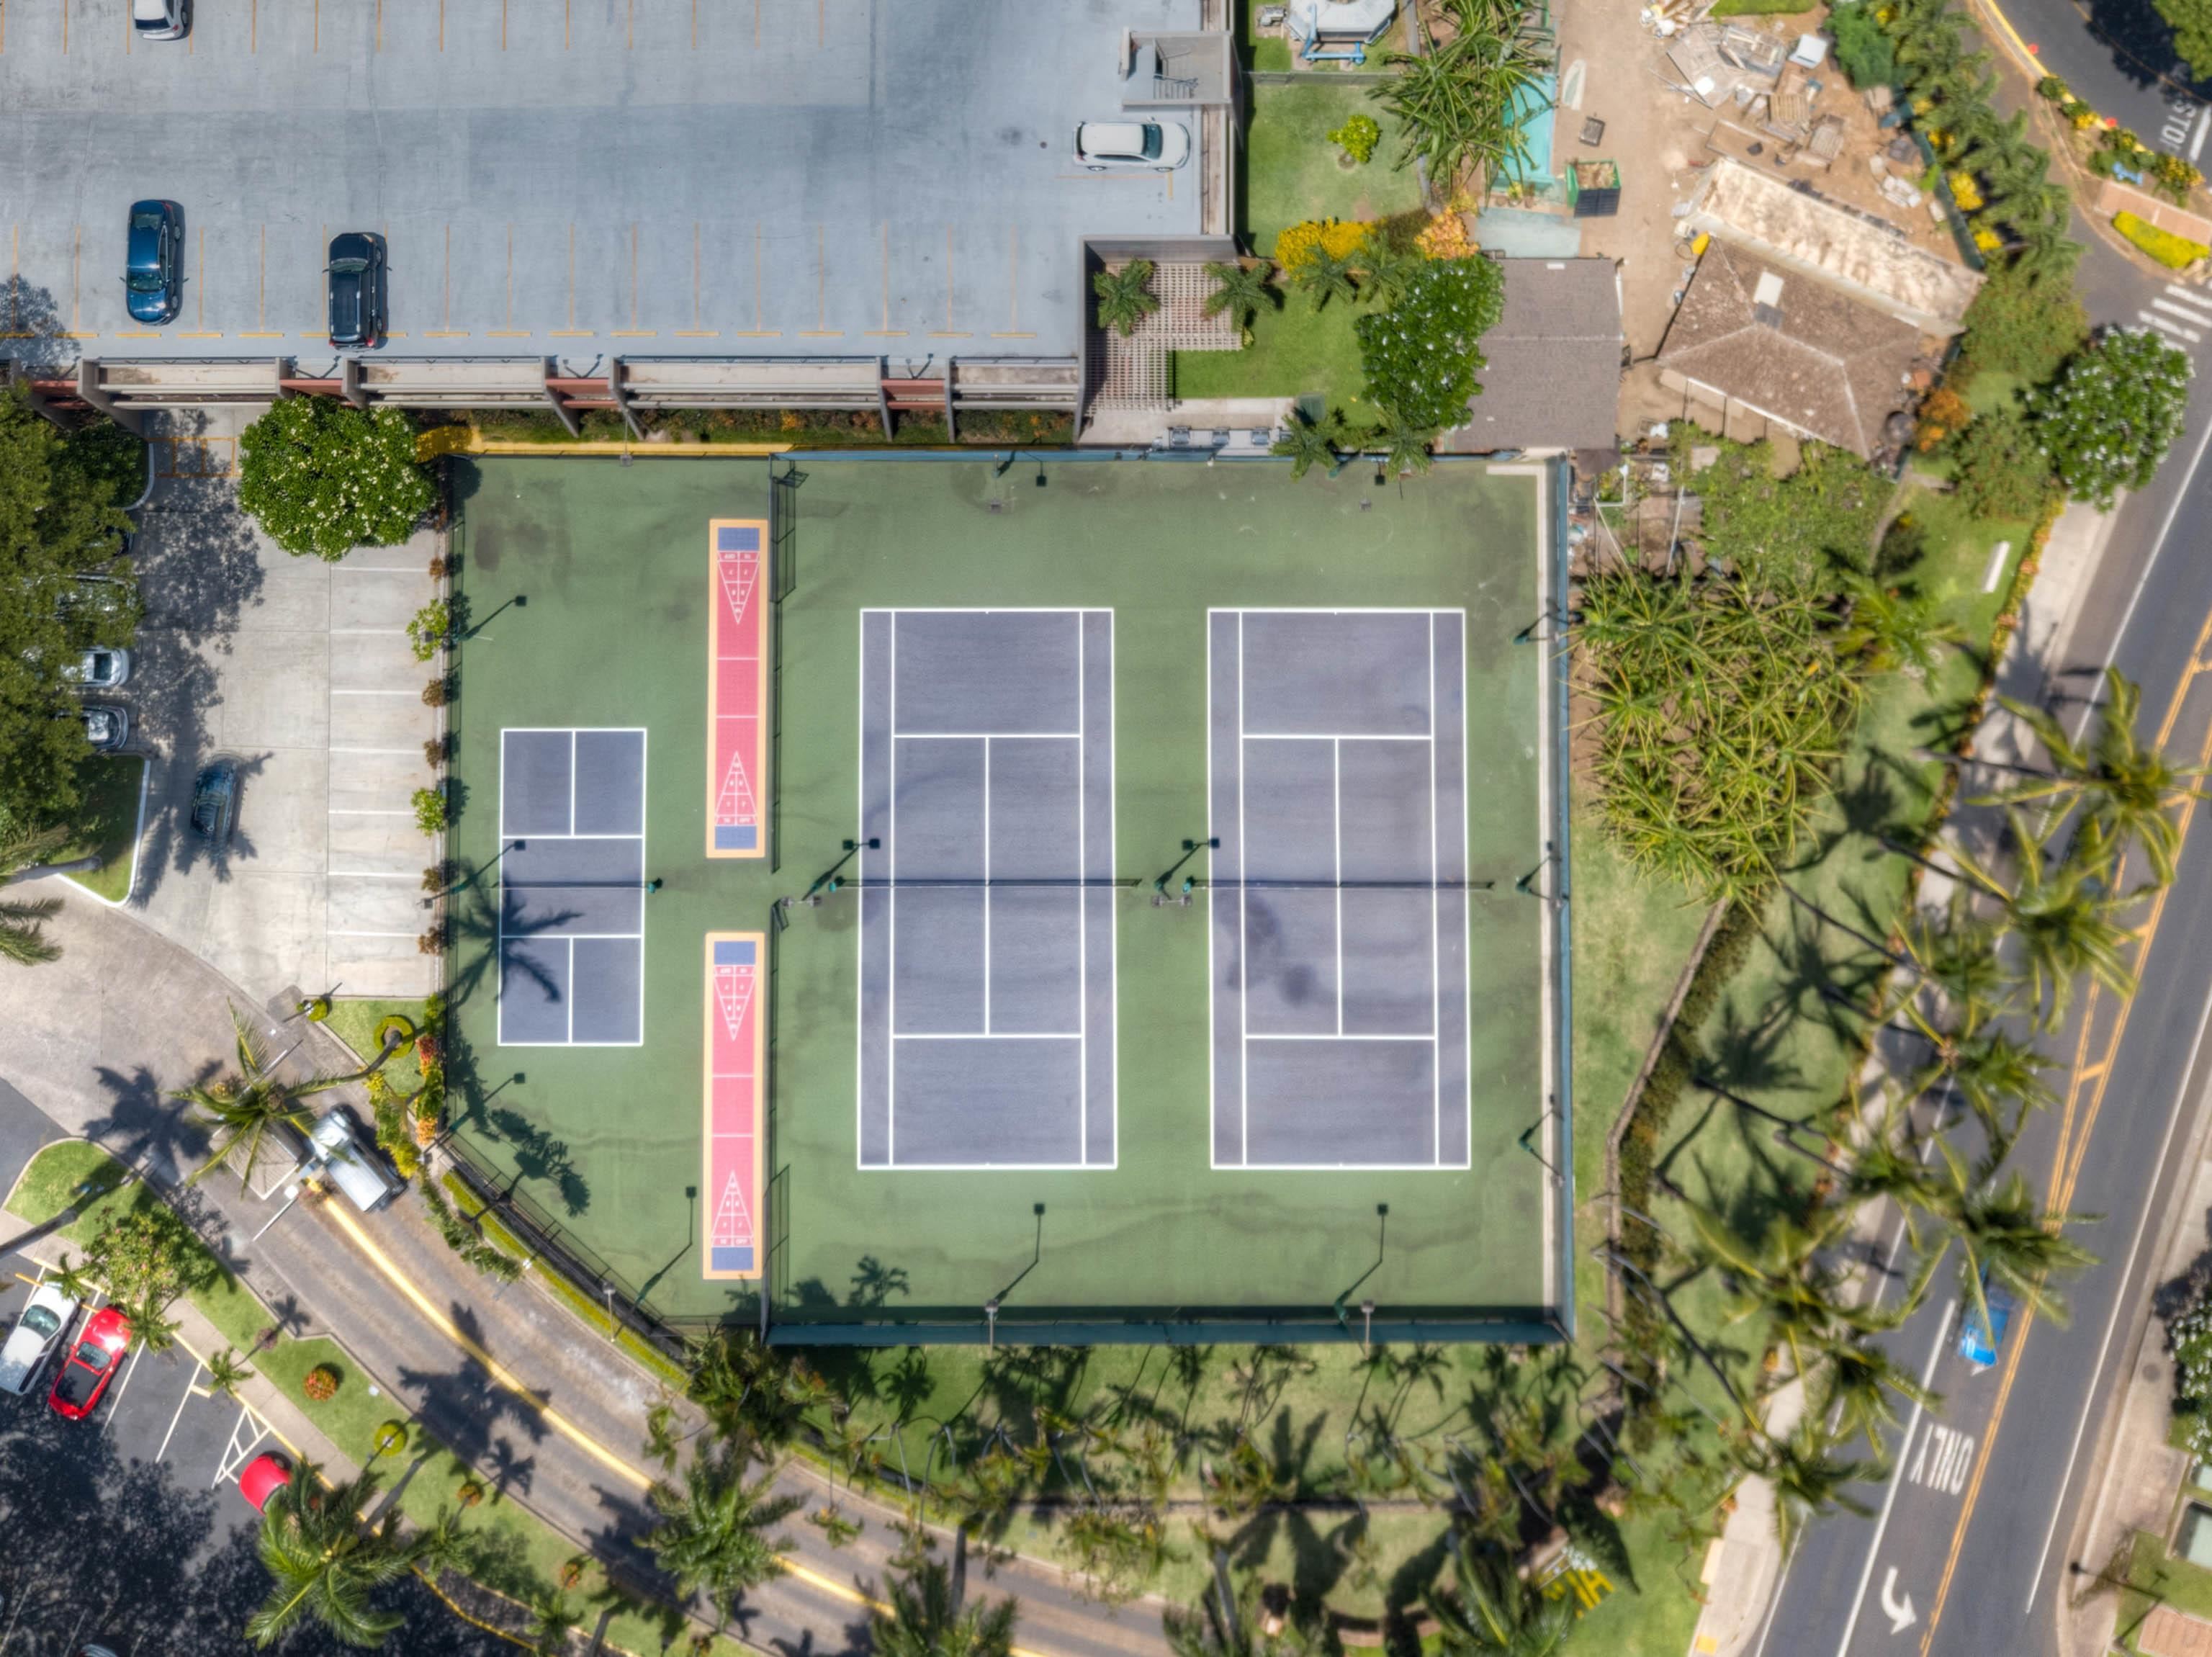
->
<box><xmin>1880</xmin><ymin>1567</ymin><xmax>1917</xmax><ymax>1635</ymax></box>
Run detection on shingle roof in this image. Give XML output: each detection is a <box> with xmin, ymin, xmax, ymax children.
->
<box><xmin>1657</xmin><ymin>241</ymin><xmax>1922</xmax><ymax>458</ymax></box>
<box><xmin>1442</xmin><ymin>258</ymin><xmax>1622</xmax><ymax>454</ymax></box>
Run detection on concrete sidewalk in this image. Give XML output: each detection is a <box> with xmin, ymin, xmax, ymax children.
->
<box><xmin>0</xmin><ymin>881</ymin><xmax>1166</xmax><ymax>1657</ymax></box>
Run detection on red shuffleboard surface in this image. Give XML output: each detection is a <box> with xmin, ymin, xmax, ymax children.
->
<box><xmin>703</xmin><ymin>931</ymin><xmax>765</xmax><ymax>1281</ymax></box>
<box><xmin>707</xmin><ymin>519</ymin><xmax>769</xmax><ymax>858</ymax></box>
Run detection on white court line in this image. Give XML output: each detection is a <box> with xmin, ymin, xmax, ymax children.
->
<box><xmin>1244</xmin><ymin>731</ymin><xmax>1430</xmax><ymax>742</ymax></box>
<box><xmin>1077</xmin><ymin>616</ymin><xmax>1087</xmax><ymax>1159</ymax></box>
<box><xmin>897</xmin><ymin>1031</ymin><xmax>1082</xmax><ymax>1041</ymax></box>
<box><xmin>895</xmin><ymin>731</ymin><xmax>1079</xmax><ymax>741</ymax></box>
<box><xmin>1430</xmin><ymin>615</ymin><xmax>1442</xmax><ymax>1163</ymax></box>
<box><xmin>889</xmin><ymin>616</ymin><xmax>899</xmax><ymax>1165</ymax></box>
<box><xmin>1254</xmin><ymin>1032</ymin><xmax>1437</xmax><ymax>1042</ymax></box>
<box><xmin>1205</xmin><ymin>615</ymin><xmax>1220</xmax><ymax>1171</ymax></box>
<box><xmin>1334</xmin><ymin>737</ymin><xmax>1344</xmax><ymax>1037</ymax></box>
<box><xmin>1238</xmin><ymin>611</ymin><xmax>1250</xmax><ymax>1167</ymax></box>
<box><xmin>154</xmin><ymin>1358</ymin><xmax>207</xmax><ymax>1463</ymax></box>
<box><xmin>1105</xmin><ymin>611</ymin><xmax>1119</xmax><ymax>1164</ymax></box>
<box><xmin>983</xmin><ymin>735</ymin><xmax>993</xmax><ymax>1036</ymax></box>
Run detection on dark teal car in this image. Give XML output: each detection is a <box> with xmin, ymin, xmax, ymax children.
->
<box><xmin>124</xmin><ymin>200</ymin><xmax>182</xmax><ymax>325</ymax></box>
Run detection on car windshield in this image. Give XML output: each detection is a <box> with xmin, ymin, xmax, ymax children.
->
<box><xmin>331</xmin><ymin>258</ymin><xmax>368</xmax><ymax>275</ymax></box>
<box><xmin>72</xmin><ymin>1341</ymin><xmax>112</xmax><ymax>1373</ymax></box>
<box><xmin>126</xmin><ymin>271</ymin><xmax>164</xmax><ymax>292</ymax></box>
<box><xmin>1141</xmin><ymin>125</ymin><xmax>1164</xmax><ymax>159</ymax></box>
<box><xmin>19</xmin><ymin>1307</ymin><xmax>58</xmax><ymax>1339</ymax></box>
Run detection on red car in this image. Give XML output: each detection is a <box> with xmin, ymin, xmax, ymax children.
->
<box><xmin>238</xmin><ymin>1452</ymin><xmax>292</xmax><ymax>1512</ymax></box>
<box><xmin>47</xmin><ymin>1307</ymin><xmax>131</xmax><ymax>1422</ymax></box>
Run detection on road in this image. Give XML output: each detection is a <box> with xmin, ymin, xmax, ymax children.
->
<box><xmin>1990</xmin><ymin>0</ymin><xmax>2212</xmax><ymax>162</ymax></box>
<box><xmin>1754</xmin><ymin>238</ymin><xmax>2212</xmax><ymax>1656</ymax></box>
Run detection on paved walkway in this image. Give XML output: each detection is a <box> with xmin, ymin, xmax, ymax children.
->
<box><xmin>0</xmin><ymin>880</ymin><xmax>1164</xmax><ymax>1657</ymax></box>
<box><xmin>123</xmin><ymin>412</ymin><xmax>438</xmax><ymax>999</ymax></box>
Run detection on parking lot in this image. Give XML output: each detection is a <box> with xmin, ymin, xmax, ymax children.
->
<box><xmin>0</xmin><ymin>0</ymin><xmax>1202</xmax><ymax>364</ymax></box>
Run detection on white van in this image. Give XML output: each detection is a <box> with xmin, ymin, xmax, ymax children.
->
<box><xmin>300</xmin><ymin>1112</ymin><xmax>403</xmax><ymax>1213</ymax></box>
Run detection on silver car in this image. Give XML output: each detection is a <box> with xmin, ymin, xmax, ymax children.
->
<box><xmin>82</xmin><ymin>703</ymin><xmax>130</xmax><ymax>753</ymax></box>
<box><xmin>1073</xmin><ymin>120</ymin><xmax>1192</xmax><ymax>171</ymax></box>
<box><xmin>0</xmin><ymin>1284</ymin><xmax>81</xmax><ymax>1395</ymax></box>
<box><xmin>63</xmin><ymin>647</ymin><xmax>132</xmax><ymax>691</ymax></box>
<box><xmin>131</xmin><ymin>0</ymin><xmax>188</xmax><ymax>38</ymax></box>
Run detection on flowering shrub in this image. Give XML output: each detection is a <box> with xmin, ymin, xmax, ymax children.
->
<box><xmin>302</xmin><ymin>1365</ymin><xmax>340</xmax><ymax>1402</ymax></box>
<box><xmin>2115</xmin><ymin>210</ymin><xmax>2210</xmax><ymax>269</ymax></box>
<box><xmin>1947</xmin><ymin>171</ymin><xmax>1984</xmax><ymax>211</ymax></box>
<box><xmin>2175</xmin><ymin>1298</ymin><xmax>2212</xmax><ymax>1460</ymax></box>
<box><xmin>412</xmin><ymin>786</ymin><xmax>447</xmax><ymax>835</ymax></box>
<box><xmin>407</xmin><ymin>600</ymin><xmax>450</xmax><ymax>663</ymax></box>
<box><xmin>1414</xmin><ymin>209</ymin><xmax>1477</xmax><ymax>260</ymax></box>
<box><xmin>1328</xmin><ymin>113</ymin><xmax>1381</xmax><ymax>165</ymax></box>
<box><xmin>238</xmin><ymin>399</ymin><xmax>433</xmax><ymax>562</ymax></box>
<box><xmin>2029</xmin><ymin>325</ymin><xmax>2194</xmax><ymax>506</ymax></box>
<box><xmin>1352</xmin><ymin>257</ymin><xmax>1506</xmax><ymax>430</ymax></box>
<box><xmin>1274</xmin><ymin>218</ymin><xmax>1372</xmax><ymax>271</ymax></box>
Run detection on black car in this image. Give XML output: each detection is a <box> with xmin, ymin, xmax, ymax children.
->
<box><xmin>326</xmin><ymin>232</ymin><xmax>386</xmax><ymax>349</ymax></box>
<box><xmin>189</xmin><ymin>758</ymin><xmax>237</xmax><ymax>848</ymax></box>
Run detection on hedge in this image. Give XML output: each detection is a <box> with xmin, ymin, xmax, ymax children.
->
<box><xmin>2115</xmin><ymin>210</ymin><xmax>2210</xmax><ymax>271</ymax></box>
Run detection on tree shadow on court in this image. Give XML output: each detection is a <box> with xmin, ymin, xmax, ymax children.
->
<box><xmin>482</xmin><ymin>1107</ymin><xmax>590</xmax><ymax>1216</ymax></box>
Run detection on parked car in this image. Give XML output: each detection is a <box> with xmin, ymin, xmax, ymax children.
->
<box><xmin>1073</xmin><ymin>120</ymin><xmax>1191</xmax><ymax>170</ymax></box>
<box><xmin>326</xmin><ymin>233</ymin><xmax>387</xmax><ymax>350</ymax></box>
<box><xmin>123</xmin><ymin>201</ymin><xmax>183</xmax><ymax>325</ymax></box>
<box><xmin>130</xmin><ymin>0</ymin><xmax>187</xmax><ymax>37</ymax></box>
<box><xmin>62</xmin><ymin>647</ymin><xmax>131</xmax><ymax>690</ymax></box>
<box><xmin>0</xmin><ymin>1283</ymin><xmax>81</xmax><ymax>1396</ymax></box>
<box><xmin>1959</xmin><ymin>1277</ymin><xmax>2015</xmax><ymax>1370</ymax></box>
<box><xmin>48</xmin><ymin>1307</ymin><xmax>131</xmax><ymax>1422</ymax></box>
<box><xmin>189</xmin><ymin>757</ymin><xmax>237</xmax><ymax>847</ymax></box>
<box><xmin>238</xmin><ymin>1452</ymin><xmax>292</xmax><ymax>1512</ymax></box>
<box><xmin>300</xmin><ymin>1111</ymin><xmax>402</xmax><ymax>1212</ymax></box>
<box><xmin>81</xmin><ymin>704</ymin><xmax>130</xmax><ymax>753</ymax></box>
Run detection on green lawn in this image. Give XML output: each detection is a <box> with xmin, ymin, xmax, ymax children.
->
<box><xmin>2119</xmin><ymin>1526</ymin><xmax>2212</xmax><ymax>1651</ymax></box>
<box><xmin>55</xmin><ymin>754</ymin><xmax>145</xmax><ymax>903</ymax></box>
<box><xmin>1244</xmin><ymin>81</ymin><xmax>1426</xmax><ymax>254</ymax></box>
<box><xmin>1239</xmin><ymin>0</ymin><xmax>1295</xmax><ymax>70</ymax></box>
<box><xmin>1171</xmin><ymin>292</ymin><xmax>1368</xmax><ymax>407</ymax></box>
<box><xmin>322</xmin><ymin>998</ymin><xmax>431</xmax><ymax>1094</ymax></box>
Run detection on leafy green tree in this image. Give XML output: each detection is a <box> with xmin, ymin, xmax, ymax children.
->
<box><xmin>684</xmin><ymin>1327</ymin><xmax>830</xmax><ymax>1447</ymax></box>
<box><xmin>176</xmin><ymin>1003</ymin><xmax>367</xmax><ymax>1188</ymax></box>
<box><xmin>1829</xmin><ymin>1</ymin><xmax>1895</xmax><ymax>87</ymax></box>
<box><xmin>644</xmin><ymin>1438</ymin><xmax>800</xmax><ymax>1631</ymax></box>
<box><xmin>1835</xmin><ymin>569</ymin><xmax>1960</xmax><ymax>677</ymax></box>
<box><xmin>1686</xmin><ymin>437</ymin><xmax>1888</xmax><ymax>590</ymax></box>
<box><xmin>871</xmin><ymin>1558</ymin><xmax>1022</xmax><ymax>1657</ymax></box>
<box><xmin>1201</xmin><ymin>261</ymin><xmax>1280</xmax><ymax>336</ymax></box>
<box><xmin>2157</xmin><ymin>0</ymin><xmax>2212</xmax><ymax>80</ymax></box>
<box><xmin>1090</xmin><ymin>259</ymin><xmax>1160</xmax><ymax>338</ymax></box>
<box><xmin>1425</xmin><ymin>1528</ymin><xmax>1572</xmax><ymax>1656</ymax></box>
<box><xmin>238</xmin><ymin>398</ymin><xmax>433</xmax><ymax>562</ymax></box>
<box><xmin>0</xmin><ymin>894</ymin><xmax>61</xmax><ymax>966</ymax></box>
<box><xmin>1354</xmin><ymin>257</ymin><xmax>1505</xmax><ymax>431</ymax></box>
<box><xmin>1271</xmin><ymin>410</ymin><xmax>1345</xmax><ymax>481</ymax></box>
<box><xmin>0</xmin><ymin>395</ymin><xmax>140</xmax><ymax>831</ymax></box>
<box><xmin>1949</xmin><ymin>406</ymin><xmax>2054</xmax><ymax>522</ymax></box>
<box><xmin>248</xmin><ymin>1460</ymin><xmax>418</xmax><ymax>1647</ymax></box>
<box><xmin>2030</xmin><ymin>326</ymin><xmax>2193</xmax><ymax>507</ymax></box>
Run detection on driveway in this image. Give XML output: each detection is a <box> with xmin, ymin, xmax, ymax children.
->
<box><xmin>120</xmin><ymin>410</ymin><xmax>439</xmax><ymax>1001</ymax></box>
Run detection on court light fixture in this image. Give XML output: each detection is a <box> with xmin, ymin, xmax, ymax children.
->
<box><xmin>1035</xmin><ymin>462</ymin><xmax>1048</xmax><ymax>488</ymax></box>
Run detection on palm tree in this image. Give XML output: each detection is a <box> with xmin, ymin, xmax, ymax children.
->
<box><xmin>1817</xmin><ymin>1332</ymin><xmax>1941</xmax><ymax>1452</ymax></box>
<box><xmin>1290</xmin><ymin>246</ymin><xmax>1360</xmax><ymax>312</ymax></box>
<box><xmin>1836</xmin><ymin>570</ymin><xmax>1960</xmax><ymax>678</ymax></box>
<box><xmin>1357</xmin><ymin>243</ymin><xmax>1427</xmax><ymax>308</ymax></box>
<box><xmin>48</xmin><ymin>1254</ymin><xmax>99</xmax><ymax>1303</ymax></box>
<box><xmin>871</xmin><ymin>1558</ymin><xmax>1020</xmax><ymax>1657</ymax></box>
<box><xmin>1271</xmin><ymin>410</ymin><xmax>1343</xmax><ymax>481</ymax></box>
<box><xmin>1424</xmin><ymin>1527</ymin><xmax>1572</xmax><ymax>1656</ymax></box>
<box><xmin>0</xmin><ymin>820</ymin><xmax>70</xmax><ymax>878</ymax></box>
<box><xmin>174</xmin><ymin>1004</ymin><xmax>357</xmax><ymax>1189</ymax></box>
<box><xmin>1980</xmin><ymin>667</ymin><xmax>2203</xmax><ymax>886</ymax></box>
<box><xmin>0</xmin><ymin>896</ymin><xmax>62</xmax><ymax>966</ymax></box>
<box><xmin>248</xmin><ymin>1460</ymin><xmax>415</xmax><ymax>1648</ymax></box>
<box><xmin>524</xmin><ymin>1586</ymin><xmax>581</xmax><ymax>1656</ymax></box>
<box><xmin>1923</xmin><ymin>1025</ymin><xmax>2058</xmax><ymax>1154</ymax></box>
<box><xmin>1929</xmin><ymin>1144</ymin><xmax>2099</xmax><ymax>1334</ymax></box>
<box><xmin>206</xmin><ymin>1345</ymin><xmax>256</xmax><ymax>1399</ymax></box>
<box><xmin>1201</xmin><ymin>260</ymin><xmax>1279</xmax><ymax>336</ymax></box>
<box><xmin>644</xmin><ymin>1438</ymin><xmax>801</xmax><ymax>1631</ymax></box>
<box><xmin>1943</xmin><ymin>812</ymin><xmax>2141</xmax><ymax>1028</ymax></box>
<box><xmin>1686</xmin><ymin>1204</ymin><xmax>1893</xmax><ymax>1390</ymax></box>
<box><xmin>1737</xmin><ymin>1417</ymin><xmax>1876</xmax><ymax>1546</ymax></box>
<box><xmin>1092</xmin><ymin>259</ymin><xmax>1160</xmax><ymax>338</ymax></box>
<box><xmin>1372</xmin><ymin>408</ymin><xmax>1438</xmax><ymax>476</ymax></box>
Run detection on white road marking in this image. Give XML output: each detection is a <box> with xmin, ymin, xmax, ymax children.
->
<box><xmin>1905</xmin><ymin>1419</ymin><xmax>1976</xmax><ymax>1494</ymax></box>
<box><xmin>2152</xmin><ymin>297</ymin><xmax>2211</xmax><ymax>325</ymax></box>
<box><xmin>2141</xmin><ymin>310</ymin><xmax>2201</xmax><ymax>344</ymax></box>
<box><xmin>1833</xmin><ymin>1301</ymin><xmax>1956</xmax><ymax>1657</ymax></box>
<box><xmin>99</xmin><ymin>1343</ymin><xmax>145</xmax><ymax>1430</ymax></box>
<box><xmin>1880</xmin><ymin>1566</ymin><xmax>1917</xmax><ymax>1634</ymax></box>
<box><xmin>2163</xmin><ymin>283</ymin><xmax>2212</xmax><ymax>318</ymax></box>
<box><xmin>2191</xmin><ymin>105</ymin><xmax>2211</xmax><ymax>163</ymax></box>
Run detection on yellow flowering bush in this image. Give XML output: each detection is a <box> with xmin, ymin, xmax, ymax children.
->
<box><xmin>2116</xmin><ymin>210</ymin><xmax>2211</xmax><ymax>269</ymax></box>
<box><xmin>1948</xmin><ymin>171</ymin><xmax>1984</xmax><ymax>210</ymax></box>
<box><xmin>1415</xmin><ymin>209</ymin><xmax>1477</xmax><ymax>259</ymax></box>
<box><xmin>1274</xmin><ymin>218</ymin><xmax>1372</xmax><ymax>270</ymax></box>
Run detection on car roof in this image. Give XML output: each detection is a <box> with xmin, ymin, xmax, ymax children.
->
<box><xmin>1079</xmin><ymin>122</ymin><xmax>1151</xmax><ymax>147</ymax></box>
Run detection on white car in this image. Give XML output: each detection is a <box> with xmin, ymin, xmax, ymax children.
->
<box><xmin>0</xmin><ymin>1284</ymin><xmax>81</xmax><ymax>1396</ymax></box>
<box><xmin>132</xmin><ymin>0</ymin><xmax>188</xmax><ymax>38</ymax></box>
<box><xmin>63</xmin><ymin>647</ymin><xmax>131</xmax><ymax>691</ymax></box>
<box><xmin>1074</xmin><ymin>121</ymin><xmax>1192</xmax><ymax>171</ymax></box>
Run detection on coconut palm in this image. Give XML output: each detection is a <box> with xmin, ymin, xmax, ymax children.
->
<box><xmin>1922</xmin><ymin>1025</ymin><xmax>2058</xmax><ymax>1154</ymax></box>
<box><xmin>174</xmin><ymin>1005</ymin><xmax>359</xmax><ymax>1190</ymax></box>
<box><xmin>1201</xmin><ymin>260</ymin><xmax>1279</xmax><ymax>336</ymax></box>
<box><xmin>0</xmin><ymin>896</ymin><xmax>62</xmax><ymax>966</ymax></box>
<box><xmin>1357</xmin><ymin>243</ymin><xmax>1428</xmax><ymax>308</ymax></box>
<box><xmin>1980</xmin><ymin>668</ymin><xmax>2203</xmax><ymax>886</ymax></box>
<box><xmin>1943</xmin><ymin>812</ymin><xmax>2141</xmax><ymax>1028</ymax></box>
<box><xmin>48</xmin><ymin>1253</ymin><xmax>99</xmax><ymax>1304</ymax></box>
<box><xmin>1290</xmin><ymin>246</ymin><xmax>1360</xmax><ymax>312</ymax></box>
<box><xmin>1424</xmin><ymin>1527</ymin><xmax>1572</xmax><ymax>1656</ymax></box>
<box><xmin>1686</xmin><ymin>1198</ymin><xmax>1892</xmax><ymax>1388</ymax></box>
<box><xmin>643</xmin><ymin>1438</ymin><xmax>801</xmax><ymax>1630</ymax></box>
<box><xmin>1271</xmin><ymin>410</ymin><xmax>1343</xmax><ymax>481</ymax></box>
<box><xmin>247</xmin><ymin>1460</ymin><xmax>415</xmax><ymax>1647</ymax></box>
<box><xmin>1835</xmin><ymin>570</ymin><xmax>1960</xmax><ymax>678</ymax></box>
<box><xmin>1372</xmin><ymin>407</ymin><xmax>1439</xmax><ymax>476</ymax></box>
<box><xmin>1167</xmin><ymin>1554</ymin><xmax>1321</xmax><ymax>1657</ymax></box>
<box><xmin>1737</xmin><ymin>1417</ymin><xmax>1876</xmax><ymax>1546</ymax></box>
<box><xmin>1091</xmin><ymin>259</ymin><xmax>1160</xmax><ymax>338</ymax></box>
<box><xmin>1929</xmin><ymin>1144</ymin><xmax>2099</xmax><ymax>1335</ymax></box>
<box><xmin>206</xmin><ymin>1346</ymin><xmax>256</xmax><ymax>1399</ymax></box>
<box><xmin>1817</xmin><ymin>1330</ymin><xmax>1941</xmax><ymax>1452</ymax></box>
<box><xmin>524</xmin><ymin>1586</ymin><xmax>582</xmax><ymax>1656</ymax></box>
<box><xmin>871</xmin><ymin>1558</ymin><xmax>1020</xmax><ymax>1657</ymax></box>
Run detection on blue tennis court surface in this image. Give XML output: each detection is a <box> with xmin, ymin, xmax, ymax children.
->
<box><xmin>498</xmin><ymin>727</ymin><xmax>649</xmax><ymax>1047</ymax></box>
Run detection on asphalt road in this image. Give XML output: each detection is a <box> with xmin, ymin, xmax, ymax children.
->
<box><xmin>1755</xmin><ymin>238</ymin><xmax>2212</xmax><ymax>1657</ymax></box>
<box><xmin>1991</xmin><ymin>0</ymin><xmax>2212</xmax><ymax>161</ymax></box>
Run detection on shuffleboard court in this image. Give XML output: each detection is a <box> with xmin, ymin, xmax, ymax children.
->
<box><xmin>497</xmin><ymin>727</ymin><xmax>648</xmax><ymax>1047</ymax></box>
<box><xmin>856</xmin><ymin>609</ymin><xmax>1115</xmax><ymax>1169</ymax></box>
<box><xmin>706</xmin><ymin>518</ymin><xmax>770</xmax><ymax>858</ymax></box>
<box><xmin>1208</xmin><ymin>610</ymin><xmax>1471</xmax><ymax>1169</ymax></box>
<box><xmin>703</xmin><ymin>933</ymin><xmax>765</xmax><ymax>1280</ymax></box>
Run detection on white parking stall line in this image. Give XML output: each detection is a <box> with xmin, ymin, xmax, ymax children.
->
<box><xmin>99</xmin><ymin>1344</ymin><xmax>146</xmax><ymax>1431</ymax></box>
<box><xmin>154</xmin><ymin>1359</ymin><xmax>207</xmax><ymax>1463</ymax></box>
<box><xmin>213</xmin><ymin>1402</ymin><xmax>274</xmax><ymax>1488</ymax></box>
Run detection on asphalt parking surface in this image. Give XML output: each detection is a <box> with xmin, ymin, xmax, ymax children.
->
<box><xmin>0</xmin><ymin>0</ymin><xmax>1201</xmax><ymax>364</ymax></box>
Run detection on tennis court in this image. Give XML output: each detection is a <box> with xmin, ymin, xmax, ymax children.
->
<box><xmin>856</xmin><ymin>609</ymin><xmax>1117</xmax><ymax>1169</ymax></box>
<box><xmin>1207</xmin><ymin>610</ymin><xmax>1473</xmax><ymax>1169</ymax></box>
<box><xmin>496</xmin><ymin>727</ymin><xmax>647</xmax><ymax>1047</ymax></box>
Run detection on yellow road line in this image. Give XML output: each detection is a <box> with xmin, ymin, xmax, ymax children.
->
<box><xmin>319</xmin><ymin>1203</ymin><xmax>651</xmax><ymax>1491</ymax></box>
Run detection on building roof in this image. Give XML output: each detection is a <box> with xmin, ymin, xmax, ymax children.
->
<box><xmin>1682</xmin><ymin>157</ymin><xmax>1983</xmax><ymax>335</ymax></box>
<box><xmin>1442</xmin><ymin>257</ymin><xmax>1622</xmax><ymax>454</ymax></box>
<box><xmin>1658</xmin><ymin>241</ymin><xmax>1923</xmax><ymax>458</ymax></box>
